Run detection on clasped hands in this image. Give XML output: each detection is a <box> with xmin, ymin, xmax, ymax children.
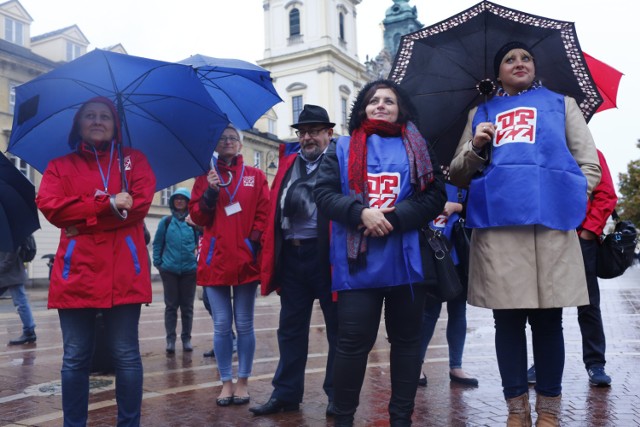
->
<box><xmin>359</xmin><ymin>207</ymin><xmax>395</xmax><ymax>238</ymax></box>
<box><xmin>65</xmin><ymin>191</ymin><xmax>133</xmax><ymax>237</ymax></box>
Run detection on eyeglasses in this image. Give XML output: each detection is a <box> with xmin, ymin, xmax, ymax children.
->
<box><xmin>219</xmin><ymin>136</ymin><xmax>240</xmax><ymax>143</ymax></box>
<box><xmin>295</xmin><ymin>128</ymin><xmax>327</xmax><ymax>138</ymax></box>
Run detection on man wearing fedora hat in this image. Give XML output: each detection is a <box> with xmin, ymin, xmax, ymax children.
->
<box><xmin>251</xmin><ymin>104</ymin><xmax>338</xmax><ymax>417</ymax></box>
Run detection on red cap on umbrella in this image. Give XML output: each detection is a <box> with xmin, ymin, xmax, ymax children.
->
<box><xmin>583</xmin><ymin>53</ymin><xmax>623</xmax><ymax>113</ymax></box>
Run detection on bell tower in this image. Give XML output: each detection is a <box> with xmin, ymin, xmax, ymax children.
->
<box><xmin>258</xmin><ymin>0</ymin><xmax>369</xmax><ymax>138</ymax></box>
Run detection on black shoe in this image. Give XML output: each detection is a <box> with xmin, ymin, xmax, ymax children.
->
<box><xmin>233</xmin><ymin>395</ymin><xmax>251</xmax><ymax>405</ymax></box>
<box><xmin>217</xmin><ymin>395</ymin><xmax>234</xmax><ymax>407</ymax></box>
<box><xmin>249</xmin><ymin>397</ymin><xmax>299</xmax><ymax>416</ymax></box>
<box><xmin>449</xmin><ymin>372</ymin><xmax>479</xmax><ymax>387</ymax></box>
<box><xmin>182</xmin><ymin>339</ymin><xmax>193</xmax><ymax>352</ymax></box>
<box><xmin>326</xmin><ymin>401</ymin><xmax>337</xmax><ymax>417</ymax></box>
<box><xmin>8</xmin><ymin>331</ymin><xmax>36</xmax><ymax>345</ymax></box>
<box><xmin>418</xmin><ymin>371</ymin><xmax>427</xmax><ymax>387</ymax></box>
<box><xmin>203</xmin><ymin>349</ymin><xmax>215</xmax><ymax>358</ymax></box>
<box><xmin>166</xmin><ymin>341</ymin><xmax>175</xmax><ymax>354</ymax></box>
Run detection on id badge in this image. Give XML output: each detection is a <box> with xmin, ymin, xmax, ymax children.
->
<box><xmin>225</xmin><ymin>202</ymin><xmax>242</xmax><ymax>216</ymax></box>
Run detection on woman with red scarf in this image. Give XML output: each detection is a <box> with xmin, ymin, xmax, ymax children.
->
<box><xmin>314</xmin><ymin>79</ymin><xmax>446</xmax><ymax>426</ymax></box>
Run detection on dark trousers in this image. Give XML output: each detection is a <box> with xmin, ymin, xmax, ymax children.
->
<box><xmin>577</xmin><ymin>238</ymin><xmax>607</xmax><ymax>369</ymax></box>
<box><xmin>494</xmin><ymin>308</ymin><xmax>564</xmax><ymax>399</ymax></box>
<box><xmin>272</xmin><ymin>240</ymin><xmax>338</xmax><ymax>403</ymax></box>
<box><xmin>160</xmin><ymin>269</ymin><xmax>197</xmax><ymax>342</ymax></box>
<box><xmin>333</xmin><ymin>285</ymin><xmax>427</xmax><ymax>425</ymax></box>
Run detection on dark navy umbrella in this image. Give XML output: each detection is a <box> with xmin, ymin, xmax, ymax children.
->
<box><xmin>0</xmin><ymin>154</ymin><xmax>40</xmax><ymax>252</ymax></box>
<box><xmin>8</xmin><ymin>49</ymin><xmax>230</xmax><ymax>191</ymax></box>
<box><xmin>389</xmin><ymin>1</ymin><xmax>602</xmax><ymax>167</ymax></box>
<box><xmin>178</xmin><ymin>54</ymin><xmax>282</xmax><ymax>130</ymax></box>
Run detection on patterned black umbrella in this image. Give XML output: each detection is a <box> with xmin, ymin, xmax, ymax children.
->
<box><xmin>389</xmin><ymin>1</ymin><xmax>602</xmax><ymax>167</ymax></box>
<box><xmin>0</xmin><ymin>154</ymin><xmax>39</xmax><ymax>252</ymax></box>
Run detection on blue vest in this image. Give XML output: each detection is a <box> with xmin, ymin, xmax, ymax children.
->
<box><xmin>467</xmin><ymin>87</ymin><xmax>587</xmax><ymax>231</ymax></box>
<box><xmin>331</xmin><ymin>134</ymin><xmax>423</xmax><ymax>291</ymax></box>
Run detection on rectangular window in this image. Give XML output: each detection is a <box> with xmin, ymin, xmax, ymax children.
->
<box><xmin>6</xmin><ymin>154</ymin><xmax>32</xmax><ymax>181</ymax></box>
<box><xmin>254</xmin><ymin>151</ymin><xmax>263</xmax><ymax>169</ymax></box>
<box><xmin>292</xmin><ymin>95</ymin><xmax>303</xmax><ymax>124</ymax></box>
<box><xmin>9</xmin><ymin>81</ymin><xmax>18</xmax><ymax>112</ymax></box>
<box><xmin>66</xmin><ymin>42</ymin><xmax>82</xmax><ymax>61</ymax></box>
<box><xmin>160</xmin><ymin>185</ymin><xmax>176</xmax><ymax>206</ymax></box>
<box><xmin>5</xmin><ymin>18</ymin><xmax>23</xmax><ymax>45</ymax></box>
<box><xmin>267</xmin><ymin>118</ymin><xmax>276</xmax><ymax>135</ymax></box>
<box><xmin>341</xmin><ymin>98</ymin><xmax>348</xmax><ymax>129</ymax></box>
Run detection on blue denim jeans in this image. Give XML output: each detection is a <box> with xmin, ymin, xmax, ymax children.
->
<box><xmin>58</xmin><ymin>304</ymin><xmax>143</xmax><ymax>427</ymax></box>
<box><xmin>205</xmin><ymin>283</ymin><xmax>258</xmax><ymax>381</ymax></box>
<box><xmin>493</xmin><ymin>308</ymin><xmax>564</xmax><ymax>399</ymax></box>
<box><xmin>7</xmin><ymin>284</ymin><xmax>36</xmax><ymax>333</ymax></box>
<box><xmin>420</xmin><ymin>291</ymin><xmax>467</xmax><ymax>369</ymax></box>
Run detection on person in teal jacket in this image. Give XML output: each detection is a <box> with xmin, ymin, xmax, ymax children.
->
<box><xmin>153</xmin><ymin>187</ymin><xmax>199</xmax><ymax>354</ymax></box>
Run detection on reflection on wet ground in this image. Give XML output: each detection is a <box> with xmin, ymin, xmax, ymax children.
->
<box><xmin>1</xmin><ymin>265</ymin><xmax>639</xmax><ymax>426</ymax></box>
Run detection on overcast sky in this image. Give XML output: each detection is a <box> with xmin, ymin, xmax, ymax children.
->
<box><xmin>19</xmin><ymin>0</ymin><xmax>638</xmax><ymax>189</ymax></box>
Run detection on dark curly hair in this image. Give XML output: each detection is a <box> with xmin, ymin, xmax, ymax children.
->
<box><xmin>348</xmin><ymin>79</ymin><xmax>418</xmax><ymax>134</ymax></box>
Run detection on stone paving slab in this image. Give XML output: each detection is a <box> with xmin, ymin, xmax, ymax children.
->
<box><xmin>0</xmin><ymin>265</ymin><xmax>639</xmax><ymax>426</ymax></box>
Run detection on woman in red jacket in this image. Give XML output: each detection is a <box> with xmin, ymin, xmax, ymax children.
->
<box><xmin>189</xmin><ymin>124</ymin><xmax>269</xmax><ymax>406</ymax></box>
<box><xmin>36</xmin><ymin>97</ymin><xmax>155</xmax><ymax>426</ymax></box>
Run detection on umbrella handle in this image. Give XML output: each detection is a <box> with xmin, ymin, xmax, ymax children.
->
<box><xmin>110</xmin><ymin>196</ymin><xmax>128</xmax><ymax>221</ymax></box>
<box><xmin>209</xmin><ymin>158</ymin><xmax>233</xmax><ymax>188</ymax></box>
<box><xmin>218</xmin><ymin>171</ymin><xmax>233</xmax><ymax>188</ymax></box>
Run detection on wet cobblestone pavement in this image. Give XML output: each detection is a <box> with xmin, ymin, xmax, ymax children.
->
<box><xmin>1</xmin><ymin>265</ymin><xmax>639</xmax><ymax>426</ymax></box>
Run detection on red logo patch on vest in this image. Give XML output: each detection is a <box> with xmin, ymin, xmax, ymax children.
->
<box><xmin>367</xmin><ymin>172</ymin><xmax>400</xmax><ymax>209</ymax></box>
<box><xmin>243</xmin><ymin>176</ymin><xmax>255</xmax><ymax>187</ymax></box>
<box><xmin>494</xmin><ymin>107</ymin><xmax>537</xmax><ymax>146</ymax></box>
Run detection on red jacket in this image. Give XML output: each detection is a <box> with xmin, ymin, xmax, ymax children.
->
<box><xmin>259</xmin><ymin>145</ymin><xmax>298</xmax><ymax>295</ymax></box>
<box><xmin>37</xmin><ymin>146</ymin><xmax>156</xmax><ymax>309</ymax></box>
<box><xmin>189</xmin><ymin>155</ymin><xmax>269</xmax><ymax>286</ymax></box>
<box><xmin>582</xmin><ymin>150</ymin><xmax>617</xmax><ymax>236</ymax></box>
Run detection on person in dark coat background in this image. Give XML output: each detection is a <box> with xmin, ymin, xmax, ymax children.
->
<box><xmin>250</xmin><ymin>105</ymin><xmax>338</xmax><ymax>418</ymax></box>
<box><xmin>0</xmin><ymin>248</ymin><xmax>36</xmax><ymax>345</ymax></box>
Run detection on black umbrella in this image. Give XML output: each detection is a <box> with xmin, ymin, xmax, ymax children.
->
<box><xmin>0</xmin><ymin>154</ymin><xmax>40</xmax><ymax>252</ymax></box>
<box><xmin>389</xmin><ymin>0</ymin><xmax>602</xmax><ymax>167</ymax></box>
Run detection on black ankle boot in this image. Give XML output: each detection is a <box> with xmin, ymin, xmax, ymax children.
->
<box><xmin>9</xmin><ymin>329</ymin><xmax>36</xmax><ymax>345</ymax></box>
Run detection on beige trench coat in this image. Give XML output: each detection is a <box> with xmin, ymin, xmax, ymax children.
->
<box><xmin>449</xmin><ymin>96</ymin><xmax>601</xmax><ymax>309</ymax></box>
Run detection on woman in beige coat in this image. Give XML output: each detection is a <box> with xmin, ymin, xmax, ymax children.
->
<box><xmin>449</xmin><ymin>41</ymin><xmax>601</xmax><ymax>426</ymax></box>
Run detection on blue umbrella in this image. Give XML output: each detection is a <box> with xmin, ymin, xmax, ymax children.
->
<box><xmin>178</xmin><ymin>54</ymin><xmax>282</xmax><ymax>130</ymax></box>
<box><xmin>8</xmin><ymin>49</ymin><xmax>230</xmax><ymax>191</ymax></box>
<box><xmin>0</xmin><ymin>154</ymin><xmax>40</xmax><ymax>252</ymax></box>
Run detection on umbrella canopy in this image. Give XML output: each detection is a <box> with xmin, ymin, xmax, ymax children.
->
<box><xmin>389</xmin><ymin>0</ymin><xmax>603</xmax><ymax>167</ymax></box>
<box><xmin>8</xmin><ymin>49</ymin><xmax>230</xmax><ymax>191</ymax></box>
<box><xmin>178</xmin><ymin>54</ymin><xmax>282</xmax><ymax>130</ymax></box>
<box><xmin>0</xmin><ymin>154</ymin><xmax>40</xmax><ymax>252</ymax></box>
<box><xmin>584</xmin><ymin>52</ymin><xmax>623</xmax><ymax>113</ymax></box>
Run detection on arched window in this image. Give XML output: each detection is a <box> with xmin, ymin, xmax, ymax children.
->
<box><xmin>339</xmin><ymin>13</ymin><xmax>345</xmax><ymax>40</ymax></box>
<box><xmin>289</xmin><ymin>8</ymin><xmax>300</xmax><ymax>36</ymax></box>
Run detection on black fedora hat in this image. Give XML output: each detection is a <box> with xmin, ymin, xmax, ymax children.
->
<box><xmin>291</xmin><ymin>104</ymin><xmax>335</xmax><ymax>129</ymax></box>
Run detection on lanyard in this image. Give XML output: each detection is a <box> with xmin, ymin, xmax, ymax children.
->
<box><xmin>215</xmin><ymin>162</ymin><xmax>245</xmax><ymax>203</ymax></box>
<box><xmin>92</xmin><ymin>142</ymin><xmax>115</xmax><ymax>193</ymax></box>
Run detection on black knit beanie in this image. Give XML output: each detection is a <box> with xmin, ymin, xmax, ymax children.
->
<box><xmin>493</xmin><ymin>41</ymin><xmax>534</xmax><ymax>77</ymax></box>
